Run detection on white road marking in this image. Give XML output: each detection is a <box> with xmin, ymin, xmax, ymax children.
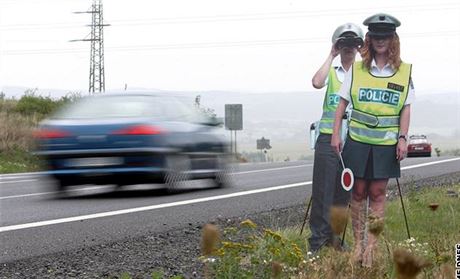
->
<box><xmin>0</xmin><ymin>179</ymin><xmax>37</xmax><ymax>185</ymax></box>
<box><xmin>0</xmin><ymin>157</ymin><xmax>458</xmax><ymax>231</ymax></box>
<box><xmin>0</xmin><ymin>186</ymin><xmax>110</xmax><ymax>200</ymax></box>
<box><xmin>0</xmin><ymin>181</ymin><xmax>312</xmax><ymax>233</ymax></box>
<box><xmin>233</xmin><ymin>164</ymin><xmax>313</xmax><ymax>175</ymax></box>
<box><xmin>401</xmin><ymin>157</ymin><xmax>460</xmax><ymax>170</ymax></box>
<box><xmin>0</xmin><ymin>158</ymin><xmax>459</xmax><ymax>200</ymax></box>
<box><xmin>0</xmin><ymin>173</ymin><xmax>41</xmax><ymax>179</ymax></box>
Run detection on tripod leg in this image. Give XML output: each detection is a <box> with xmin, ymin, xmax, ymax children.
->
<box><xmin>396</xmin><ymin>178</ymin><xmax>411</xmax><ymax>239</ymax></box>
<box><xmin>300</xmin><ymin>196</ymin><xmax>313</xmax><ymax>235</ymax></box>
<box><xmin>340</xmin><ymin>203</ymin><xmax>350</xmax><ymax>247</ymax></box>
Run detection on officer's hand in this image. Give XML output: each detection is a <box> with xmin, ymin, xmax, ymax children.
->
<box><xmin>330</xmin><ymin>42</ymin><xmax>340</xmax><ymax>58</ymax></box>
<box><xmin>396</xmin><ymin>139</ymin><xmax>407</xmax><ymax>161</ymax></box>
<box><xmin>331</xmin><ymin>133</ymin><xmax>342</xmax><ymax>155</ymax></box>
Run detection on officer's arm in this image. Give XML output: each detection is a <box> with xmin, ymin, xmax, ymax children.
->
<box><xmin>312</xmin><ymin>44</ymin><xmax>339</xmax><ymax>89</ymax></box>
<box><xmin>399</xmin><ymin>104</ymin><xmax>410</xmax><ymax>138</ymax></box>
<box><xmin>331</xmin><ymin>98</ymin><xmax>349</xmax><ymax>153</ymax></box>
<box><xmin>396</xmin><ymin>104</ymin><xmax>411</xmax><ymax>160</ymax></box>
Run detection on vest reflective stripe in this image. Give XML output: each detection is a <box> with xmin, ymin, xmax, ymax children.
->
<box><xmin>321</xmin><ymin>111</ymin><xmax>336</xmax><ymax>119</ymax></box>
<box><xmin>349</xmin><ymin>61</ymin><xmax>411</xmax><ymax>145</ymax></box>
<box><xmin>350</xmin><ymin>110</ymin><xmax>400</xmax><ymax>128</ymax></box>
<box><xmin>349</xmin><ymin>125</ymin><xmax>398</xmax><ymax>141</ymax></box>
<box><xmin>319</xmin><ymin>68</ymin><xmax>342</xmax><ymax>134</ymax></box>
<box><xmin>318</xmin><ymin>120</ymin><xmax>334</xmax><ymax>131</ymax></box>
<box><xmin>378</xmin><ymin>115</ymin><xmax>400</xmax><ymax>127</ymax></box>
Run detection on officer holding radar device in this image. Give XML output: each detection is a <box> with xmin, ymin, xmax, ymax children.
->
<box><xmin>308</xmin><ymin>23</ymin><xmax>363</xmax><ymax>253</ymax></box>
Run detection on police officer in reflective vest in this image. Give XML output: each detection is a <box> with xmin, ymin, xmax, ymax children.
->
<box><xmin>331</xmin><ymin>13</ymin><xmax>415</xmax><ymax>267</ymax></box>
<box><xmin>308</xmin><ymin>23</ymin><xmax>364</xmax><ymax>253</ymax></box>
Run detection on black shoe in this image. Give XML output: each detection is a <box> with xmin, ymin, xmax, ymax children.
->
<box><xmin>308</xmin><ymin>238</ymin><xmax>329</xmax><ymax>254</ymax></box>
<box><xmin>331</xmin><ymin>236</ymin><xmax>350</xmax><ymax>252</ymax></box>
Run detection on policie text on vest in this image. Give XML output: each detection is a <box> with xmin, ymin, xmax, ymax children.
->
<box><xmin>358</xmin><ymin>88</ymin><xmax>400</xmax><ymax>106</ymax></box>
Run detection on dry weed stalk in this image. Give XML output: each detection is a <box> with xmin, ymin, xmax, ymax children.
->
<box><xmin>329</xmin><ymin>206</ymin><xmax>349</xmax><ymax>235</ymax></box>
<box><xmin>428</xmin><ymin>203</ymin><xmax>440</xmax><ymax>211</ymax></box>
<box><xmin>436</xmin><ymin>263</ymin><xmax>455</xmax><ymax>279</ymax></box>
<box><xmin>201</xmin><ymin>224</ymin><xmax>220</xmax><ymax>256</ymax></box>
<box><xmin>271</xmin><ymin>261</ymin><xmax>282</xmax><ymax>278</ymax></box>
<box><xmin>201</xmin><ymin>224</ymin><xmax>220</xmax><ymax>279</ymax></box>
<box><xmin>368</xmin><ymin>213</ymin><xmax>384</xmax><ymax>237</ymax></box>
<box><xmin>393</xmin><ymin>247</ymin><xmax>431</xmax><ymax>279</ymax></box>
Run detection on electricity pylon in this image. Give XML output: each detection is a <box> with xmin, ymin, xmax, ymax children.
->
<box><xmin>72</xmin><ymin>0</ymin><xmax>109</xmax><ymax>93</ymax></box>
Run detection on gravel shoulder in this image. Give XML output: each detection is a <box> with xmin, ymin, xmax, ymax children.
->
<box><xmin>1</xmin><ymin>171</ymin><xmax>460</xmax><ymax>279</ymax></box>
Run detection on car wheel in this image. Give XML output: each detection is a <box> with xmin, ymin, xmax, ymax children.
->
<box><xmin>213</xmin><ymin>155</ymin><xmax>233</xmax><ymax>188</ymax></box>
<box><xmin>164</xmin><ymin>154</ymin><xmax>191</xmax><ymax>193</ymax></box>
<box><xmin>54</xmin><ymin>177</ymin><xmax>72</xmax><ymax>196</ymax></box>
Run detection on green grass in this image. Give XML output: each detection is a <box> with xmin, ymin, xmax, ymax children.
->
<box><xmin>204</xmin><ymin>184</ymin><xmax>460</xmax><ymax>278</ymax></box>
<box><xmin>0</xmin><ymin>91</ymin><xmax>80</xmax><ymax>174</ymax></box>
<box><xmin>0</xmin><ymin>149</ymin><xmax>41</xmax><ymax>173</ymax></box>
<box><xmin>385</xmin><ymin>185</ymin><xmax>460</xmax><ymax>263</ymax></box>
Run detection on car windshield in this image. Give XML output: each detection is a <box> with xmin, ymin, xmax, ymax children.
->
<box><xmin>410</xmin><ymin>139</ymin><xmax>428</xmax><ymax>144</ymax></box>
<box><xmin>52</xmin><ymin>95</ymin><xmax>199</xmax><ymax>121</ymax></box>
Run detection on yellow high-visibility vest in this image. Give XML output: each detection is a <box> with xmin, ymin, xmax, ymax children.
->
<box><xmin>319</xmin><ymin>68</ymin><xmax>342</xmax><ymax>134</ymax></box>
<box><xmin>349</xmin><ymin>61</ymin><xmax>412</xmax><ymax>145</ymax></box>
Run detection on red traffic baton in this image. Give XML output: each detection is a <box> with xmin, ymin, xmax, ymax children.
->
<box><xmin>339</xmin><ymin>152</ymin><xmax>354</xmax><ymax>191</ymax></box>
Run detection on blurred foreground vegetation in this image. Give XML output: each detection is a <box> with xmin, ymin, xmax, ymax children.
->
<box><xmin>198</xmin><ymin>185</ymin><xmax>459</xmax><ymax>278</ymax></box>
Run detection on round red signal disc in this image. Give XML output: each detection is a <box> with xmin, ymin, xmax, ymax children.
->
<box><xmin>341</xmin><ymin>168</ymin><xmax>354</xmax><ymax>191</ymax></box>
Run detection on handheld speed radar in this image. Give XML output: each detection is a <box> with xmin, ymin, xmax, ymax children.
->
<box><xmin>336</xmin><ymin>36</ymin><xmax>364</xmax><ymax>49</ymax></box>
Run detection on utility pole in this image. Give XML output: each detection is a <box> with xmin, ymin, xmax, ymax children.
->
<box><xmin>71</xmin><ymin>0</ymin><xmax>109</xmax><ymax>94</ymax></box>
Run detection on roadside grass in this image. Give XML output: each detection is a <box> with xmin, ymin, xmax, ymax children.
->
<box><xmin>0</xmin><ymin>91</ymin><xmax>79</xmax><ymax>173</ymax></box>
<box><xmin>200</xmin><ymin>184</ymin><xmax>460</xmax><ymax>278</ymax></box>
<box><xmin>0</xmin><ymin>148</ymin><xmax>42</xmax><ymax>173</ymax></box>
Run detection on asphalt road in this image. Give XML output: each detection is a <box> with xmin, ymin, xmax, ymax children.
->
<box><xmin>1</xmin><ymin>156</ymin><xmax>459</xmax><ymax>263</ymax></box>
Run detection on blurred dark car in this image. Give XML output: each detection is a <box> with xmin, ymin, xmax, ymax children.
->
<box><xmin>407</xmin><ymin>135</ymin><xmax>431</xmax><ymax>157</ymax></box>
<box><xmin>33</xmin><ymin>91</ymin><xmax>231</xmax><ymax>192</ymax></box>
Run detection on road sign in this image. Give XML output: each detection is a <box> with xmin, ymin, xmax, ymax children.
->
<box><xmin>225</xmin><ymin>104</ymin><xmax>243</xmax><ymax>130</ymax></box>
<box><xmin>256</xmin><ymin>137</ymin><xmax>271</xmax><ymax>150</ymax></box>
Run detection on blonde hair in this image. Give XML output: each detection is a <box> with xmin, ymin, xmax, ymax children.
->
<box><xmin>360</xmin><ymin>33</ymin><xmax>401</xmax><ymax>70</ymax></box>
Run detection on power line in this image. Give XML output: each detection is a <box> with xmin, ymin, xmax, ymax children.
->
<box><xmin>4</xmin><ymin>30</ymin><xmax>459</xmax><ymax>56</ymax></box>
<box><xmin>1</xmin><ymin>3</ymin><xmax>459</xmax><ymax>31</ymax></box>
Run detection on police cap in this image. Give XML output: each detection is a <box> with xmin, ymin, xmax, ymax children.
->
<box><xmin>331</xmin><ymin>22</ymin><xmax>364</xmax><ymax>43</ymax></box>
<box><xmin>363</xmin><ymin>13</ymin><xmax>401</xmax><ymax>37</ymax></box>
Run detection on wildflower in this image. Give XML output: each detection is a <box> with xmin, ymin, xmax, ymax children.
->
<box><xmin>405</xmin><ymin>237</ymin><xmax>416</xmax><ymax>244</ymax></box>
<box><xmin>264</xmin><ymin>229</ymin><xmax>283</xmax><ymax>241</ymax></box>
<box><xmin>368</xmin><ymin>214</ymin><xmax>384</xmax><ymax>237</ymax></box>
<box><xmin>329</xmin><ymin>206</ymin><xmax>349</xmax><ymax>235</ymax></box>
<box><xmin>292</xmin><ymin>243</ymin><xmax>303</xmax><ymax>259</ymax></box>
<box><xmin>222</xmin><ymin>241</ymin><xmax>239</xmax><ymax>249</ymax></box>
<box><xmin>201</xmin><ymin>224</ymin><xmax>220</xmax><ymax>256</ymax></box>
<box><xmin>428</xmin><ymin>203</ymin><xmax>439</xmax><ymax>211</ymax></box>
<box><xmin>240</xmin><ymin>219</ymin><xmax>257</xmax><ymax>229</ymax></box>
<box><xmin>223</xmin><ymin>226</ymin><xmax>238</xmax><ymax>235</ymax></box>
<box><xmin>393</xmin><ymin>248</ymin><xmax>431</xmax><ymax>279</ymax></box>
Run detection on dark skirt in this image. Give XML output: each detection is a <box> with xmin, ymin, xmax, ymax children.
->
<box><xmin>342</xmin><ymin>136</ymin><xmax>400</xmax><ymax>179</ymax></box>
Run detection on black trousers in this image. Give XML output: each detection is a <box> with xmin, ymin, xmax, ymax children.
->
<box><xmin>308</xmin><ymin>133</ymin><xmax>351</xmax><ymax>251</ymax></box>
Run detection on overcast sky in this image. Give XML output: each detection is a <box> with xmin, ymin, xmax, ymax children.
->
<box><xmin>1</xmin><ymin>0</ymin><xmax>459</xmax><ymax>95</ymax></box>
